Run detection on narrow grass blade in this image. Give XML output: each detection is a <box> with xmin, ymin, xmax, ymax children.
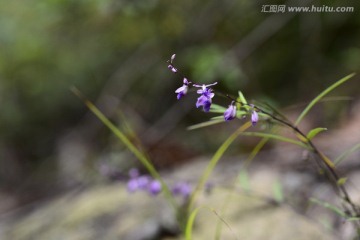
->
<box><xmin>334</xmin><ymin>143</ymin><xmax>360</xmax><ymax>165</ymax></box>
<box><xmin>240</xmin><ymin>132</ymin><xmax>309</xmax><ymax>149</ymax></box>
<box><xmin>210</xmin><ymin>104</ymin><xmax>227</xmax><ymax>113</ymax></box>
<box><xmin>244</xmin><ymin>135</ymin><xmax>272</xmax><ymax>167</ymax></box>
<box><xmin>295</xmin><ymin>73</ymin><xmax>355</xmax><ymax>126</ymax></box>
<box><xmin>243</xmin><ymin>127</ymin><xmax>282</xmax><ymax>169</ymax></box>
<box><xmin>211</xmin><ymin>116</ymin><xmax>226</xmax><ymax>120</ymax></box>
<box><xmin>187</xmin><ymin>119</ymin><xmax>224</xmax><ymax>130</ymax></box>
<box><xmin>188</xmin><ymin>121</ymin><xmax>252</xmax><ymax>211</ymax></box>
<box><xmin>347</xmin><ymin>217</ymin><xmax>360</xmax><ymax>222</ymax></box>
<box><xmin>185</xmin><ymin>207</ymin><xmax>200</xmax><ymax>240</ymax></box>
<box><xmin>71</xmin><ymin>87</ymin><xmax>177</xmax><ymax>209</ymax></box>
<box><xmin>310</xmin><ymin>198</ymin><xmax>347</xmax><ymax>218</ymax></box>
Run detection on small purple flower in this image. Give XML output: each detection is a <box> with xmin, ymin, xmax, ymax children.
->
<box><xmin>127</xmin><ymin>178</ymin><xmax>139</xmax><ymax>193</ymax></box>
<box><xmin>175</xmin><ymin>78</ymin><xmax>189</xmax><ymax>100</ymax></box>
<box><xmin>251</xmin><ymin>110</ymin><xmax>259</xmax><ymax>126</ymax></box>
<box><xmin>168</xmin><ymin>65</ymin><xmax>177</xmax><ymax>73</ymax></box>
<box><xmin>172</xmin><ymin>182</ymin><xmax>192</xmax><ymax>199</ymax></box>
<box><xmin>137</xmin><ymin>175</ymin><xmax>151</xmax><ymax>190</ymax></box>
<box><xmin>224</xmin><ymin>101</ymin><xmax>237</xmax><ymax>121</ymax></box>
<box><xmin>193</xmin><ymin>83</ymin><xmax>217</xmax><ymax>112</ymax></box>
<box><xmin>148</xmin><ymin>180</ymin><xmax>162</xmax><ymax>196</ymax></box>
<box><xmin>196</xmin><ymin>95</ymin><xmax>212</xmax><ymax>112</ymax></box>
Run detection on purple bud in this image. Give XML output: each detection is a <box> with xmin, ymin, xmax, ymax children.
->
<box><xmin>170</xmin><ymin>54</ymin><xmax>176</xmax><ymax>63</ymax></box>
<box><xmin>251</xmin><ymin>110</ymin><xmax>259</xmax><ymax>126</ymax></box>
<box><xmin>127</xmin><ymin>178</ymin><xmax>139</xmax><ymax>193</ymax></box>
<box><xmin>168</xmin><ymin>65</ymin><xmax>177</xmax><ymax>73</ymax></box>
<box><xmin>148</xmin><ymin>180</ymin><xmax>162</xmax><ymax>196</ymax></box>
<box><xmin>224</xmin><ymin>102</ymin><xmax>237</xmax><ymax>121</ymax></box>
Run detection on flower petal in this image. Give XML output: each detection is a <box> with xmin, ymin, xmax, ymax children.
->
<box><xmin>251</xmin><ymin>110</ymin><xmax>259</xmax><ymax>126</ymax></box>
<box><xmin>224</xmin><ymin>104</ymin><xmax>236</xmax><ymax>121</ymax></box>
<box><xmin>203</xmin><ymin>100</ymin><xmax>212</xmax><ymax>112</ymax></box>
<box><xmin>175</xmin><ymin>85</ymin><xmax>187</xmax><ymax>93</ymax></box>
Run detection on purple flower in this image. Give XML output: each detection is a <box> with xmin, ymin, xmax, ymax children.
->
<box><xmin>172</xmin><ymin>182</ymin><xmax>192</xmax><ymax>199</ymax></box>
<box><xmin>193</xmin><ymin>83</ymin><xmax>217</xmax><ymax>112</ymax></box>
<box><xmin>127</xmin><ymin>178</ymin><xmax>139</xmax><ymax>193</ymax></box>
<box><xmin>127</xmin><ymin>175</ymin><xmax>151</xmax><ymax>193</ymax></box>
<box><xmin>196</xmin><ymin>95</ymin><xmax>212</xmax><ymax>112</ymax></box>
<box><xmin>137</xmin><ymin>175</ymin><xmax>151</xmax><ymax>190</ymax></box>
<box><xmin>168</xmin><ymin>65</ymin><xmax>177</xmax><ymax>73</ymax></box>
<box><xmin>224</xmin><ymin>101</ymin><xmax>237</xmax><ymax>121</ymax></box>
<box><xmin>251</xmin><ymin>110</ymin><xmax>258</xmax><ymax>126</ymax></box>
<box><xmin>126</xmin><ymin>171</ymin><xmax>163</xmax><ymax>197</ymax></box>
<box><xmin>148</xmin><ymin>180</ymin><xmax>162</xmax><ymax>196</ymax></box>
<box><xmin>175</xmin><ymin>78</ymin><xmax>189</xmax><ymax>100</ymax></box>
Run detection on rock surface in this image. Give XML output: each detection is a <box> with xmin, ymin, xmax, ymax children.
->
<box><xmin>0</xmin><ymin>158</ymin><xmax>338</xmax><ymax>240</ymax></box>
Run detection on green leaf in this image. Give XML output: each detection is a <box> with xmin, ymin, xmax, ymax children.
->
<box><xmin>244</xmin><ymin>137</ymin><xmax>270</xmax><ymax>167</ymax></box>
<box><xmin>238</xmin><ymin>91</ymin><xmax>247</xmax><ymax>105</ymax></box>
<box><xmin>337</xmin><ymin>177</ymin><xmax>347</xmax><ymax>186</ymax></box>
<box><xmin>185</xmin><ymin>207</ymin><xmax>201</xmax><ymax>240</ymax></box>
<box><xmin>210</xmin><ymin>104</ymin><xmax>227</xmax><ymax>113</ymax></box>
<box><xmin>310</xmin><ymin>198</ymin><xmax>347</xmax><ymax>217</ymax></box>
<box><xmin>211</xmin><ymin>116</ymin><xmax>226</xmax><ymax>120</ymax></box>
<box><xmin>346</xmin><ymin>217</ymin><xmax>360</xmax><ymax>222</ymax></box>
<box><xmin>240</xmin><ymin>132</ymin><xmax>309</xmax><ymax>149</ymax></box>
<box><xmin>295</xmin><ymin>73</ymin><xmax>355</xmax><ymax>126</ymax></box>
<box><xmin>272</xmin><ymin>180</ymin><xmax>284</xmax><ymax>203</ymax></box>
<box><xmin>306</xmin><ymin>127</ymin><xmax>327</xmax><ymax>140</ymax></box>
<box><xmin>187</xmin><ymin>119</ymin><xmax>224</xmax><ymax>130</ymax></box>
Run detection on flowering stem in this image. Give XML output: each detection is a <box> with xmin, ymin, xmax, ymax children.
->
<box><xmin>166</xmin><ymin>56</ymin><xmax>360</xmax><ymax>226</ymax></box>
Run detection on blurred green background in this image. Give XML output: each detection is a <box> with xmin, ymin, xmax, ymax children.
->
<box><xmin>0</xmin><ymin>0</ymin><xmax>359</xmax><ymax>205</ymax></box>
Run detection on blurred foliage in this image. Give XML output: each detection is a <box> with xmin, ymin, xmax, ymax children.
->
<box><xmin>0</xmin><ymin>0</ymin><xmax>359</xmax><ymax>192</ymax></box>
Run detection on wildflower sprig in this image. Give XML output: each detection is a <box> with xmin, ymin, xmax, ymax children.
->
<box><xmin>167</xmin><ymin>54</ymin><xmax>258</xmax><ymax>125</ymax></box>
<box><xmin>166</xmin><ymin>54</ymin><xmax>360</xmax><ymax>225</ymax></box>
